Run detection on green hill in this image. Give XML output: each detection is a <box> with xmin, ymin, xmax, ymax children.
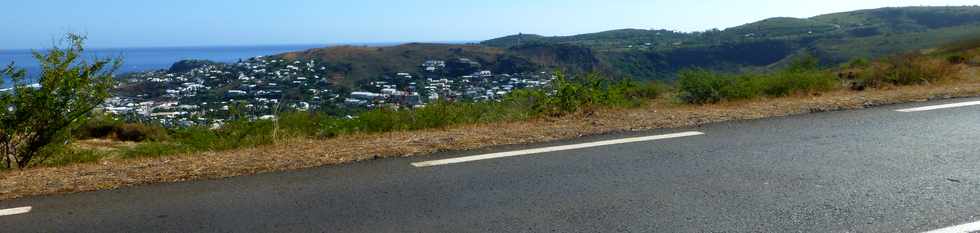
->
<box><xmin>727</xmin><ymin>17</ymin><xmax>838</xmax><ymax>38</ymax></box>
<box><xmin>282</xmin><ymin>6</ymin><xmax>980</xmax><ymax>83</ymax></box>
<box><xmin>492</xmin><ymin>6</ymin><xmax>980</xmax><ymax>78</ymax></box>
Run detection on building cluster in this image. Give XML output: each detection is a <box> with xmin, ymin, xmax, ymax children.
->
<box><xmin>102</xmin><ymin>57</ymin><xmax>337</xmax><ymax>127</ymax></box>
<box><xmin>101</xmin><ymin>57</ymin><xmax>554</xmax><ymax>127</ymax></box>
<box><xmin>341</xmin><ymin>59</ymin><xmax>554</xmax><ymax>109</ymax></box>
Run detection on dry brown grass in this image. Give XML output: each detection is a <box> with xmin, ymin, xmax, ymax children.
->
<box><xmin>1</xmin><ymin>69</ymin><xmax>979</xmax><ymax>201</ymax></box>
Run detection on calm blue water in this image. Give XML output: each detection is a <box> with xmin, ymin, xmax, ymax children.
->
<box><xmin>0</xmin><ymin>44</ymin><xmax>331</xmax><ymax>85</ymax></box>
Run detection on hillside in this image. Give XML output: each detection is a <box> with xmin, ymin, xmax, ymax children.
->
<box><xmin>279</xmin><ymin>43</ymin><xmax>505</xmax><ymax>86</ymax></box>
<box><xmin>810</xmin><ymin>6</ymin><xmax>980</xmax><ymax>60</ymax></box>
<box><xmin>279</xmin><ymin>6</ymin><xmax>980</xmax><ymax>83</ymax></box>
<box><xmin>485</xmin><ymin>6</ymin><xmax>980</xmax><ymax>77</ymax></box>
<box><xmin>279</xmin><ymin>42</ymin><xmax>604</xmax><ymax>86</ymax></box>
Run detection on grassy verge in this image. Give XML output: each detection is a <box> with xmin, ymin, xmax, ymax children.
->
<box><xmin>39</xmin><ymin>72</ymin><xmax>668</xmax><ymax>166</ymax></box>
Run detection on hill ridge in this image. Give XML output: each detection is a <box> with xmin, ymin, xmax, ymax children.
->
<box><xmin>281</xmin><ymin>6</ymin><xmax>980</xmax><ymax>81</ymax></box>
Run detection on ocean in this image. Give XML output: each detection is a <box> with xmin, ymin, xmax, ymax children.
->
<box><xmin>0</xmin><ymin>44</ymin><xmax>333</xmax><ymax>86</ymax></box>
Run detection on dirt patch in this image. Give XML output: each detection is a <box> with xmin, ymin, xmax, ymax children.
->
<box><xmin>2</xmin><ymin>76</ymin><xmax>980</xmax><ymax>200</ymax></box>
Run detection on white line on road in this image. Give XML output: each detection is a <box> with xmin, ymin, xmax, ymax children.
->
<box><xmin>0</xmin><ymin>206</ymin><xmax>32</xmax><ymax>217</ymax></box>
<box><xmin>411</xmin><ymin>131</ymin><xmax>705</xmax><ymax>167</ymax></box>
<box><xmin>896</xmin><ymin>101</ymin><xmax>980</xmax><ymax>112</ymax></box>
<box><xmin>923</xmin><ymin>220</ymin><xmax>980</xmax><ymax>233</ymax></box>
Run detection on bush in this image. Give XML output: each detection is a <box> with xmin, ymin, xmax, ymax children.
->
<box><xmin>947</xmin><ymin>54</ymin><xmax>968</xmax><ymax>64</ymax></box>
<box><xmin>502</xmin><ymin>89</ymin><xmax>552</xmax><ymax>119</ymax></box>
<box><xmin>757</xmin><ymin>70</ymin><xmax>837</xmax><ymax>97</ymax></box>
<box><xmin>540</xmin><ymin>72</ymin><xmax>664</xmax><ymax>115</ymax></box>
<box><xmin>73</xmin><ymin>113</ymin><xmax>169</xmax><ymax>142</ymax></box>
<box><xmin>676</xmin><ymin>69</ymin><xmax>734</xmax><ymax>104</ymax></box>
<box><xmin>858</xmin><ymin>54</ymin><xmax>959</xmax><ymax>87</ymax></box>
<box><xmin>677</xmin><ymin>67</ymin><xmax>837</xmax><ymax>104</ymax></box>
<box><xmin>115</xmin><ymin>123</ymin><xmax>170</xmax><ymax>142</ymax></box>
<box><xmin>74</xmin><ymin>113</ymin><xmax>122</xmax><ymax>139</ymax></box>
<box><xmin>0</xmin><ymin>34</ymin><xmax>119</xmax><ymax>169</ymax></box>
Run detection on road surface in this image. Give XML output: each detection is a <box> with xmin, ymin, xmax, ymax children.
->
<box><xmin>2</xmin><ymin>97</ymin><xmax>980</xmax><ymax>232</ymax></box>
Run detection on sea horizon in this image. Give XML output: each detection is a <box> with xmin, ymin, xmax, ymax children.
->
<box><xmin>0</xmin><ymin>40</ymin><xmax>479</xmax><ymax>52</ymax></box>
<box><xmin>1</xmin><ymin>42</ymin><xmax>479</xmax><ymax>87</ymax></box>
<box><xmin>0</xmin><ymin>41</ymin><xmax>477</xmax><ymax>77</ymax></box>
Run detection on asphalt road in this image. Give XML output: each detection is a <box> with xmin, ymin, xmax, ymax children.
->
<box><xmin>2</xmin><ymin>97</ymin><xmax>980</xmax><ymax>233</ymax></box>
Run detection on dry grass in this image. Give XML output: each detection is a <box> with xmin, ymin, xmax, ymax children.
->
<box><xmin>1</xmin><ymin>69</ymin><xmax>979</xmax><ymax>200</ymax></box>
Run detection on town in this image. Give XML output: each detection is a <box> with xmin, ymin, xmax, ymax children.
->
<box><xmin>101</xmin><ymin>56</ymin><xmax>555</xmax><ymax>128</ymax></box>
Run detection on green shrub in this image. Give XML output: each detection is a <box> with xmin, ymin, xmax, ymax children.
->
<box><xmin>758</xmin><ymin>70</ymin><xmax>837</xmax><ymax>96</ymax></box>
<box><xmin>0</xmin><ymin>34</ymin><xmax>119</xmax><ymax>169</ymax></box>
<box><xmin>860</xmin><ymin>54</ymin><xmax>959</xmax><ymax>87</ymax></box>
<box><xmin>74</xmin><ymin>113</ymin><xmax>122</xmax><ymax>139</ymax></box>
<box><xmin>501</xmin><ymin>89</ymin><xmax>551</xmax><ymax>119</ymax></box>
<box><xmin>73</xmin><ymin>114</ymin><xmax>169</xmax><ymax>142</ymax></box>
<box><xmin>620</xmin><ymin>80</ymin><xmax>669</xmax><ymax>100</ymax></box>
<box><xmin>677</xmin><ymin>68</ymin><xmax>837</xmax><ymax>104</ymax></box>
<box><xmin>947</xmin><ymin>54</ymin><xmax>968</xmax><ymax>64</ymax></box>
<box><xmin>540</xmin><ymin>72</ymin><xmax>664</xmax><ymax>114</ymax></box>
<box><xmin>676</xmin><ymin>69</ymin><xmax>740</xmax><ymax>104</ymax></box>
<box><xmin>115</xmin><ymin>123</ymin><xmax>170</xmax><ymax>142</ymax></box>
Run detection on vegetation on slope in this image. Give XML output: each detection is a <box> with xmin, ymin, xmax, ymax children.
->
<box><xmin>32</xmin><ymin>37</ymin><xmax>977</xmax><ymax>169</ymax></box>
<box><xmin>676</xmin><ymin>55</ymin><xmax>838</xmax><ymax>104</ymax></box>
<box><xmin>266</xmin><ymin>7</ymin><xmax>980</xmax><ymax>85</ymax></box>
<box><xmin>37</xmin><ymin>72</ymin><xmax>667</xmax><ymax>165</ymax></box>
<box><xmin>479</xmin><ymin>6</ymin><xmax>980</xmax><ymax>80</ymax></box>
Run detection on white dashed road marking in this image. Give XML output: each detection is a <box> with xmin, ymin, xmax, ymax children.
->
<box><xmin>412</xmin><ymin>131</ymin><xmax>705</xmax><ymax>167</ymax></box>
<box><xmin>0</xmin><ymin>206</ymin><xmax>32</xmax><ymax>217</ymax></box>
<box><xmin>896</xmin><ymin>101</ymin><xmax>980</xmax><ymax>112</ymax></box>
<box><xmin>922</xmin><ymin>220</ymin><xmax>980</xmax><ymax>233</ymax></box>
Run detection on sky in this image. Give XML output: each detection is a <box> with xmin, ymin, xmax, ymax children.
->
<box><xmin>2</xmin><ymin>0</ymin><xmax>978</xmax><ymax>49</ymax></box>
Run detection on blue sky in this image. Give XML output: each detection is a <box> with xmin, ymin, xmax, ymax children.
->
<box><xmin>2</xmin><ymin>0</ymin><xmax>978</xmax><ymax>49</ymax></box>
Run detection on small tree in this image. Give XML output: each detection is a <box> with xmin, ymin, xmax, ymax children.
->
<box><xmin>0</xmin><ymin>34</ymin><xmax>120</xmax><ymax>169</ymax></box>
